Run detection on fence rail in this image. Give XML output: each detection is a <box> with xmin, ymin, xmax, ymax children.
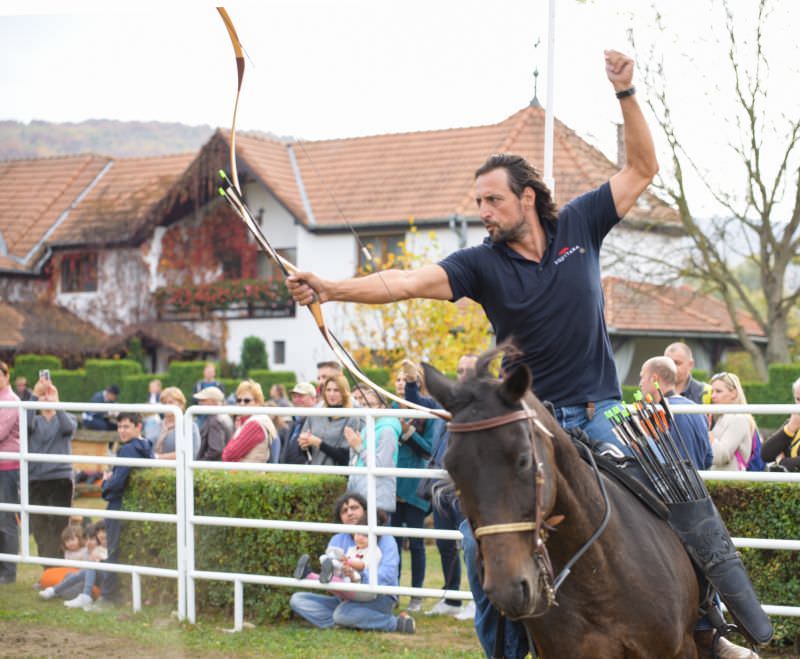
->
<box><xmin>0</xmin><ymin>400</ymin><xmax>798</xmax><ymax>631</ymax></box>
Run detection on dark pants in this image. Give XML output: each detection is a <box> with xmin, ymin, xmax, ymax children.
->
<box><xmin>0</xmin><ymin>469</ymin><xmax>19</xmax><ymax>582</ymax></box>
<box><xmin>391</xmin><ymin>501</ymin><xmax>427</xmax><ymax>589</ymax></box>
<box><xmin>434</xmin><ymin>498</ymin><xmax>463</xmax><ymax>606</ymax></box>
<box><xmin>102</xmin><ymin>516</ymin><xmax>122</xmax><ymax>600</ymax></box>
<box><xmin>29</xmin><ymin>478</ymin><xmax>73</xmax><ymax>559</ymax></box>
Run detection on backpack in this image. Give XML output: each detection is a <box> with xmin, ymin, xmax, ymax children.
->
<box><xmin>735</xmin><ymin>429</ymin><xmax>766</xmax><ymax>472</ymax></box>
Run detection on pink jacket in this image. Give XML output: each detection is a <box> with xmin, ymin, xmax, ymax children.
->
<box><xmin>0</xmin><ymin>385</ymin><xmax>20</xmax><ymax>470</ymax></box>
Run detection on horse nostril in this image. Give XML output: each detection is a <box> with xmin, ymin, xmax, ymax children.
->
<box><xmin>519</xmin><ymin>577</ymin><xmax>531</xmax><ymax>608</ymax></box>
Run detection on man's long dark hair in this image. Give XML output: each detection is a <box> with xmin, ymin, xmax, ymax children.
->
<box><xmin>475</xmin><ymin>153</ymin><xmax>559</xmax><ymax>224</ymax></box>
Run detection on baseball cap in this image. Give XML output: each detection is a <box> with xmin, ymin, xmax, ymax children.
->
<box><xmin>291</xmin><ymin>382</ymin><xmax>316</xmax><ymax>397</ymax></box>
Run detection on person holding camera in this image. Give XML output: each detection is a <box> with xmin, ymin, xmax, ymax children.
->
<box><xmin>27</xmin><ymin>376</ymin><xmax>77</xmax><ymax>559</ymax></box>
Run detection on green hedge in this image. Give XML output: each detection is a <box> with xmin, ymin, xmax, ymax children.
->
<box><xmin>84</xmin><ymin>359</ymin><xmax>143</xmax><ymax>397</ymax></box>
<box><xmin>122</xmin><ymin>470</ymin><xmax>345</xmax><ymax>620</ymax></box>
<box><xmin>743</xmin><ymin>363</ymin><xmax>800</xmax><ymax>431</ymax></box>
<box><xmin>12</xmin><ymin>354</ymin><xmax>62</xmax><ymax>385</ymax></box>
<box><xmin>708</xmin><ymin>480</ymin><xmax>800</xmax><ymax>646</ymax></box>
<box><xmin>248</xmin><ymin>370</ymin><xmax>297</xmax><ymax>394</ymax></box>
<box><xmin>166</xmin><ymin>361</ymin><xmax>208</xmax><ymax>399</ymax></box>
<box><xmin>50</xmin><ymin>369</ymin><xmax>89</xmax><ymax>403</ymax></box>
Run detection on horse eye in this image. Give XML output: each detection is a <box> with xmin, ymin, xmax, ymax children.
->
<box><xmin>517</xmin><ymin>452</ymin><xmax>533</xmax><ymax>472</ymax></box>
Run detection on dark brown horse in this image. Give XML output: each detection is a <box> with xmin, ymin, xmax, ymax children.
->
<box><xmin>423</xmin><ymin>350</ymin><xmax>700</xmax><ymax>658</ymax></box>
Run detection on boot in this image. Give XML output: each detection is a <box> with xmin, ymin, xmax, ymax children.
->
<box><xmin>667</xmin><ymin>497</ymin><xmax>773</xmax><ymax>645</ymax></box>
<box><xmin>694</xmin><ymin>630</ymin><xmax>760</xmax><ymax>659</ymax></box>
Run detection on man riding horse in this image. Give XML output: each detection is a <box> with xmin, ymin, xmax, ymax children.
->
<box><xmin>288</xmin><ymin>50</ymin><xmax>768</xmax><ymax>659</ymax></box>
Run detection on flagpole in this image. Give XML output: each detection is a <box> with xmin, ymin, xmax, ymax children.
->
<box><xmin>543</xmin><ymin>0</ymin><xmax>556</xmax><ymax>193</ymax></box>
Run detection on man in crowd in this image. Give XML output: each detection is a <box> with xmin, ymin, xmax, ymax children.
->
<box><xmin>664</xmin><ymin>342</ymin><xmax>712</xmax><ymax>405</ymax></box>
<box><xmin>14</xmin><ymin>376</ymin><xmax>33</xmax><ymax>402</ymax></box>
<box><xmin>280</xmin><ymin>382</ymin><xmax>318</xmax><ymax>464</ymax></box>
<box><xmin>639</xmin><ymin>356</ymin><xmax>712</xmax><ymax>469</ymax></box>
<box><xmin>82</xmin><ymin>384</ymin><xmax>120</xmax><ymax>431</ymax></box>
<box><xmin>195</xmin><ymin>386</ymin><xmax>234</xmax><ymax>461</ymax></box>
<box><xmin>100</xmin><ymin>412</ymin><xmax>154</xmax><ymax>603</ymax></box>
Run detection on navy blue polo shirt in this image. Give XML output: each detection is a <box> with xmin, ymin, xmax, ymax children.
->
<box><xmin>439</xmin><ymin>182</ymin><xmax>621</xmax><ymax>407</ymax></box>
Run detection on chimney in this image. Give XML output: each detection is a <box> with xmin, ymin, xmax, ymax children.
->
<box><xmin>616</xmin><ymin>123</ymin><xmax>626</xmax><ymax>167</ymax></box>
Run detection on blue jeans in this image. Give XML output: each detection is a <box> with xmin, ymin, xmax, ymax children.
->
<box><xmin>0</xmin><ymin>469</ymin><xmax>19</xmax><ymax>582</ymax></box>
<box><xmin>289</xmin><ymin>592</ymin><xmax>398</xmax><ymax>631</ymax></box>
<box><xmin>433</xmin><ymin>499</ymin><xmax>463</xmax><ymax>606</ymax></box>
<box><xmin>460</xmin><ymin>401</ymin><xmax>622</xmax><ymax>658</ymax></box>
<box><xmin>54</xmin><ymin>568</ymin><xmax>101</xmax><ymax>597</ymax></box>
<box><xmin>553</xmin><ymin>398</ymin><xmax>626</xmax><ymax>453</ymax></box>
<box><xmin>391</xmin><ymin>501</ymin><xmax>427</xmax><ymax>589</ymax></box>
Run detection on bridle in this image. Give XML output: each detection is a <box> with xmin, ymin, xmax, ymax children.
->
<box><xmin>447</xmin><ymin>398</ymin><xmax>612</xmax><ymax>616</ymax></box>
<box><xmin>448</xmin><ymin>399</ymin><xmax>558</xmax><ymax>612</ymax></box>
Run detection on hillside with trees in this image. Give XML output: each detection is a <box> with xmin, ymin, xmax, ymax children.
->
<box><xmin>0</xmin><ymin>119</ymin><xmax>278</xmax><ymax>159</ymax></box>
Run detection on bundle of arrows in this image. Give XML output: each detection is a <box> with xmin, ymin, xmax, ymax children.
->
<box><xmin>605</xmin><ymin>390</ymin><xmax>708</xmax><ymax>503</ymax></box>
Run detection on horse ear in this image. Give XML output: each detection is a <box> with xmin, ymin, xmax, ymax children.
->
<box><xmin>498</xmin><ymin>364</ymin><xmax>531</xmax><ymax>405</ymax></box>
<box><xmin>421</xmin><ymin>362</ymin><xmax>458</xmax><ymax>410</ymax></box>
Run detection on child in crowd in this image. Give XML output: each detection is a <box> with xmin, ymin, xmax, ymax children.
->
<box><xmin>61</xmin><ymin>524</ymin><xmax>88</xmax><ymax>561</ymax></box>
<box><xmin>294</xmin><ymin>532</ymin><xmax>382</xmax><ymax>602</ymax></box>
<box><xmin>39</xmin><ymin>521</ymin><xmax>108</xmax><ymax>610</ymax></box>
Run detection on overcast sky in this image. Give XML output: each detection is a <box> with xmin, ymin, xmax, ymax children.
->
<box><xmin>2</xmin><ymin>0</ymin><xmax>799</xmax><ymax>214</ymax></box>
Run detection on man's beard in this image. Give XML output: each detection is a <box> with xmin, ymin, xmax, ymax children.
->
<box><xmin>489</xmin><ymin>216</ymin><xmax>528</xmax><ymax>243</ymax></box>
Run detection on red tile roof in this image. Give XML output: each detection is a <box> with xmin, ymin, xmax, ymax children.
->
<box><xmin>50</xmin><ymin>153</ymin><xmax>195</xmax><ymax>246</ymax></box>
<box><xmin>0</xmin><ymin>155</ymin><xmax>110</xmax><ymax>267</ymax></box>
<box><xmin>0</xmin><ymin>300</ymin><xmax>110</xmax><ymax>356</ymax></box>
<box><xmin>107</xmin><ymin>321</ymin><xmax>215</xmax><ymax>355</ymax></box>
<box><xmin>230</xmin><ymin>105</ymin><xmax>677</xmax><ymax>229</ymax></box>
<box><xmin>603</xmin><ymin>277</ymin><xmax>765</xmax><ymax>339</ymax></box>
<box><xmin>0</xmin><ymin>153</ymin><xmax>193</xmax><ymax>273</ymax></box>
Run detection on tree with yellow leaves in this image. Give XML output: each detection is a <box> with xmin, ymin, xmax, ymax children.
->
<box><xmin>343</xmin><ymin>221</ymin><xmax>492</xmax><ymax>373</ymax></box>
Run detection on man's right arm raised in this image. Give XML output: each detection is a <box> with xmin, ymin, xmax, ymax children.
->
<box><xmin>287</xmin><ymin>264</ymin><xmax>453</xmax><ymax>306</ymax></box>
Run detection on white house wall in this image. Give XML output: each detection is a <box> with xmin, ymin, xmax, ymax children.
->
<box><xmin>56</xmin><ymin>248</ymin><xmax>149</xmax><ymax>334</ymax></box>
<box><xmin>245</xmin><ymin>182</ymin><xmax>297</xmax><ymax>249</ymax></box>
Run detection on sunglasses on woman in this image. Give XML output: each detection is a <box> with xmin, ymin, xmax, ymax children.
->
<box><xmin>236</xmin><ymin>397</ymin><xmax>254</xmax><ymax>404</ymax></box>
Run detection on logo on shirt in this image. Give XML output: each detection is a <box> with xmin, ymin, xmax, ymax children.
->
<box><xmin>553</xmin><ymin>245</ymin><xmax>585</xmax><ymax>265</ymax></box>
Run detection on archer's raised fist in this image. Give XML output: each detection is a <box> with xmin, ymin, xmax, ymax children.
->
<box><xmin>604</xmin><ymin>49</ymin><xmax>634</xmax><ymax>91</ymax></box>
<box><xmin>287</xmin><ymin>271</ymin><xmax>329</xmax><ymax>306</ymax></box>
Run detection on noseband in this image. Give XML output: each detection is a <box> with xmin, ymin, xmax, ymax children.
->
<box><xmin>448</xmin><ymin>400</ymin><xmax>558</xmax><ymax>611</ymax></box>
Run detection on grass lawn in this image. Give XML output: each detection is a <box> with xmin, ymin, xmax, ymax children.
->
<box><xmin>0</xmin><ymin>531</ymin><xmax>484</xmax><ymax>658</ymax></box>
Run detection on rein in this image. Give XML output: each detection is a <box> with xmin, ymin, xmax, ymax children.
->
<box><xmin>447</xmin><ymin>399</ymin><xmax>612</xmax><ymax>615</ymax></box>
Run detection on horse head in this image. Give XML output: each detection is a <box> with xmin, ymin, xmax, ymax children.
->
<box><xmin>423</xmin><ymin>349</ymin><xmax>560</xmax><ymax>620</ymax></box>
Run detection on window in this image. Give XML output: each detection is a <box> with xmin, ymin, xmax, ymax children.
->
<box><xmin>357</xmin><ymin>234</ymin><xmax>404</xmax><ymax>272</ymax></box>
<box><xmin>257</xmin><ymin>248</ymin><xmax>297</xmax><ymax>280</ymax></box>
<box><xmin>273</xmin><ymin>340</ymin><xmax>286</xmax><ymax>365</ymax></box>
<box><xmin>60</xmin><ymin>252</ymin><xmax>98</xmax><ymax>293</ymax></box>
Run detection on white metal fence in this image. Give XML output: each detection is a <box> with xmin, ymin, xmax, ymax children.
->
<box><xmin>0</xmin><ymin>400</ymin><xmax>798</xmax><ymax>629</ymax></box>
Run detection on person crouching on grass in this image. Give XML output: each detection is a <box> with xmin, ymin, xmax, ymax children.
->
<box><xmin>289</xmin><ymin>492</ymin><xmax>415</xmax><ymax>633</ymax></box>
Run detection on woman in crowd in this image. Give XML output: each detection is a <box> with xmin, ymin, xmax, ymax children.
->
<box><xmin>709</xmin><ymin>371</ymin><xmax>756</xmax><ymax>470</ymax></box>
<box><xmin>154</xmin><ymin>387</ymin><xmax>200</xmax><ymax>460</ymax></box>
<box><xmin>761</xmin><ymin>376</ymin><xmax>800</xmax><ymax>472</ymax></box>
<box><xmin>344</xmin><ymin>386</ymin><xmax>399</xmax><ymax>515</ymax></box>
<box><xmin>289</xmin><ymin>491</ymin><xmax>414</xmax><ymax>634</ymax></box>
<box><xmin>27</xmin><ymin>377</ymin><xmax>77</xmax><ymax>559</ymax></box>
<box><xmin>391</xmin><ymin>359</ymin><xmax>437</xmax><ymax>612</ymax></box>
<box><xmin>298</xmin><ymin>374</ymin><xmax>361</xmax><ymax>466</ymax></box>
<box><xmin>222</xmin><ymin>380</ymin><xmax>277</xmax><ymax>462</ymax></box>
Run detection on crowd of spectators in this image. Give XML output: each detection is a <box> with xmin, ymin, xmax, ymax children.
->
<box><xmin>0</xmin><ymin>349</ymin><xmax>798</xmax><ymax>634</ymax></box>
